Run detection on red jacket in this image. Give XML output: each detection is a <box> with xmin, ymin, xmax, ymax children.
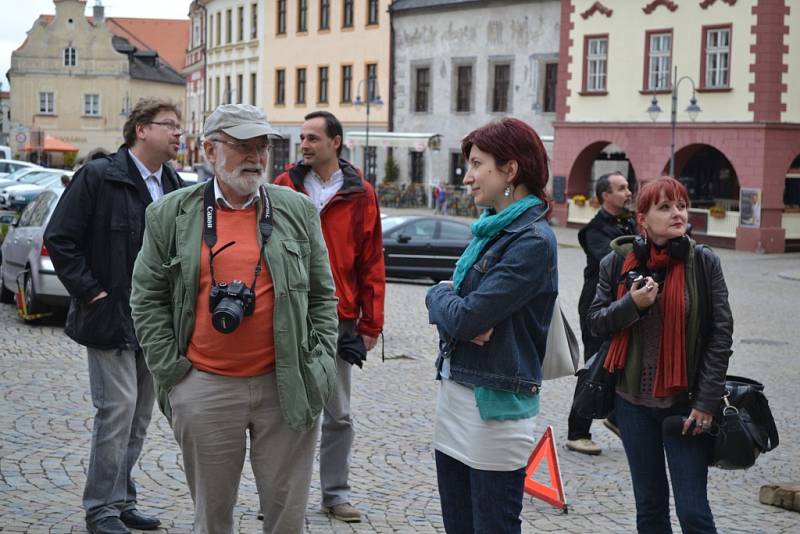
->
<box><xmin>274</xmin><ymin>159</ymin><xmax>385</xmax><ymax>337</ymax></box>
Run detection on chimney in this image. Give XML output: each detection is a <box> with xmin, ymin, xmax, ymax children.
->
<box><xmin>93</xmin><ymin>1</ymin><xmax>105</xmax><ymax>23</ymax></box>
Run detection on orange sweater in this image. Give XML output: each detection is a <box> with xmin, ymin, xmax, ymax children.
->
<box><xmin>187</xmin><ymin>206</ymin><xmax>275</xmax><ymax>376</ymax></box>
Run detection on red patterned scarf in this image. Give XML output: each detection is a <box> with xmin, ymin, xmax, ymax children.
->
<box><xmin>603</xmin><ymin>246</ymin><xmax>688</xmax><ymax>397</ymax></box>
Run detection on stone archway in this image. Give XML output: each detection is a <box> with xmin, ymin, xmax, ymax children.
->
<box><xmin>670</xmin><ymin>144</ymin><xmax>739</xmax><ymax>210</ymax></box>
<box><xmin>567</xmin><ymin>141</ymin><xmax>638</xmax><ymax>199</ymax></box>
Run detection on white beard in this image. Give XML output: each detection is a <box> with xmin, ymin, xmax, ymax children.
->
<box><xmin>214</xmin><ymin>149</ymin><xmax>268</xmax><ymax>196</ymax></box>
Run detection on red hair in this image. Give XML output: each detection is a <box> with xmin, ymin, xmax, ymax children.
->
<box><xmin>635</xmin><ymin>177</ymin><xmax>690</xmax><ymax>221</ymax></box>
<box><xmin>461</xmin><ymin>118</ymin><xmax>550</xmax><ymax>201</ymax></box>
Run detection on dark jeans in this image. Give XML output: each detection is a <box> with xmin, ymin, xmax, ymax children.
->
<box><xmin>615</xmin><ymin>395</ymin><xmax>717</xmax><ymax>534</ymax></box>
<box><xmin>435</xmin><ymin>450</ymin><xmax>525</xmax><ymax>534</ymax></box>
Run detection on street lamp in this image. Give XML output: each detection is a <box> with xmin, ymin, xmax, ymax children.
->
<box><xmin>353</xmin><ymin>79</ymin><xmax>383</xmax><ymax>184</ymax></box>
<box><xmin>647</xmin><ymin>66</ymin><xmax>701</xmax><ymax>177</ymax></box>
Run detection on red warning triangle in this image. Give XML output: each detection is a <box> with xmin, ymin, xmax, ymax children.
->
<box><xmin>524</xmin><ymin>425</ymin><xmax>568</xmax><ymax>513</ymax></box>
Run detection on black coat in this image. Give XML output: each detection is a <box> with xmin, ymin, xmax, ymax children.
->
<box><xmin>577</xmin><ymin>208</ymin><xmax>636</xmax><ymax>357</ymax></box>
<box><xmin>44</xmin><ymin>148</ymin><xmax>182</xmax><ymax>350</ymax></box>
<box><xmin>588</xmin><ymin>243</ymin><xmax>733</xmax><ymax>414</ymax></box>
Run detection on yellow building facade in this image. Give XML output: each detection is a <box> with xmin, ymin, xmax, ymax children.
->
<box><xmin>260</xmin><ymin>0</ymin><xmax>391</xmax><ymax>179</ymax></box>
<box><xmin>9</xmin><ymin>0</ymin><xmax>186</xmax><ymax>164</ymax></box>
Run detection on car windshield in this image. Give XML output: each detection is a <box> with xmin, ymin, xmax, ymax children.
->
<box><xmin>4</xmin><ymin>167</ymin><xmax>38</xmax><ymax>182</ymax></box>
<box><xmin>382</xmin><ymin>216</ymin><xmax>415</xmax><ymax>233</ymax></box>
<box><xmin>20</xmin><ymin>171</ymin><xmax>59</xmax><ymax>184</ymax></box>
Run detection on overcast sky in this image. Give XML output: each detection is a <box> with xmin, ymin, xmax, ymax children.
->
<box><xmin>0</xmin><ymin>0</ymin><xmax>190</xmax><ymax>91</ymax></box>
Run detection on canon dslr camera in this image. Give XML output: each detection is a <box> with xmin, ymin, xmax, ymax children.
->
<box><xmin>209</xmin><ymin>280</ymin><xmax>255</xmax><ymax>333</ymax></box>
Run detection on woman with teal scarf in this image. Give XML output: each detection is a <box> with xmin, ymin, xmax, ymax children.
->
<box><xmin>426</xmin><ymin>118</ymin><xmax>558</xmax><ymax>533</ymax></box>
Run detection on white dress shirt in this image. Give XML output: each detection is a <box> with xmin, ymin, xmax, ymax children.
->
<box><xmin>304</xmin><ymin>169</ymin><xmax>344</xmax><ymax>212</ymax></box>
<box><xmin>128</xmin><ymin>149</ymin><xmax>164</xmax><ymax>201</ymax></box>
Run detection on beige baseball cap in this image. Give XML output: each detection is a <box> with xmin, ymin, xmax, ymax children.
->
<box><xmin>202</xmin><ymin>104</ymin><xmax>282</xmax><ymax>140</ymax></box>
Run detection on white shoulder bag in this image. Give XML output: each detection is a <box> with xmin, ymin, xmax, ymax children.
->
<box><xmin>542</xmin><ymin>296</ymin><xmax>581</xmax><ymax>380</ymax></box>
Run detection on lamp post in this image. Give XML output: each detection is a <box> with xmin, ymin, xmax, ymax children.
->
<box><xmin>354</xmin><ymin>79</ymin><xmax>383</xmax><ymax>184</ymax></box>
<box><xmin>646</xmin><ymin>66</ymin><xmax>701</xmax><ymax>177</ymax></box>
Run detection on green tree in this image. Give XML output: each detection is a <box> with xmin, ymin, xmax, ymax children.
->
<box><xmin>383</xmin><ymin>155</ymin><xmax>399</xmax><ymax>183</ymax></box>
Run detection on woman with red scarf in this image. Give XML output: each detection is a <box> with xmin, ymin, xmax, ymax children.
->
<box><xmin>589</xmin><ymin>177</ymin><xmax>733</xmax><ymax>533</ymax></box>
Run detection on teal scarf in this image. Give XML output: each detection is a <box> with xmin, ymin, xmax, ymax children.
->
<box><xmin>452</xmin><ymin>195</ymin><xmax>543</xmax><ymax>293</ymax></box>
<box><xmin>450</xmin><ymin>194</ymin><xmax>543</xmax><ymax>421</ymax></box>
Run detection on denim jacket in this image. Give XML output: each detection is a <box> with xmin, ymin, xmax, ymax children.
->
<box><xmin>426</xmin><ymin>204</ymin><xmax>558</xmax><ymax>394</ymax></box>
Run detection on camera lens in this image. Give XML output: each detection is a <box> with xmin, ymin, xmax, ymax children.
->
<box><xmin>212</xmin><ymin>297</ymin><xmax>245</xmax><ymax>333</ymax></box>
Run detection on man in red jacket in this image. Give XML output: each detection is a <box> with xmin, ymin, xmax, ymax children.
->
<box><xmin>274</xmin><ymin>111</ymin><xmax>385</xmax><ymax>523</ymax></box>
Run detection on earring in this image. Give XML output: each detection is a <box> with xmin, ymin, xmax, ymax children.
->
<box><xmin>503</xmin><ymin>185</ymin><xmax>512</xmax><ymax>197</ymax></box>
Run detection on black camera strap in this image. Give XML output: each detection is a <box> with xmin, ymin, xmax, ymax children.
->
<box><xmin>203</xmin><ymin>180</ymin><xmax>274</xmax><ymax>290</ymax></box>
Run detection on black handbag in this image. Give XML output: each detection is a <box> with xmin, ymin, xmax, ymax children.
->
<box><xmin>710</xmin><ymin>375</ymin><xmax>779</xmax><ymax>470</ymax></box>
<box><xmin>572</xmin><ymin>342</ymin><xmax>616</xmax><ymax>420</ymax></box>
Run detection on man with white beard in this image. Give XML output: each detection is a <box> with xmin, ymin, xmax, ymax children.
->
<box><xmin>130</xmin><ymin>104</ymin><xmax>339</xmax><ymax>533</ymax></box>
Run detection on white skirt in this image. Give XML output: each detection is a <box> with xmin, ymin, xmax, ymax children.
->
<box><xmin>433</xmin><ymin>379</ymin><xmax>537</xmax><ymax>471</ymax></box>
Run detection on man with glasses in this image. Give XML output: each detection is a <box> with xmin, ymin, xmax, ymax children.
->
<box><xmin>130</xmin><ymin>104</ymin><xmax>339</xmax><ymax>532</ymax></box>
<box><xmin>275</xmin><ymin>110</ymin><xmax>385</xmax><ymax>523</ymax></box>
<box><xmin>44</xmin><ymin>98</ymin><xmax>184</xmax><ymax>534</ymax></box>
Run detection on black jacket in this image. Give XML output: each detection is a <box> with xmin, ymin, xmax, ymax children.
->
<box><xmin>588</xmin><ymin>242</ymin><xmax>733</xmax><ymax>414</ymax></box>
<box><xmin>577</xmin><ymin>208</ymin><xmax>636</xmax><ymax>356</ymax></box>
<box><xmin>44</xmin><ymin>148</ymin><xmax>182</xmax><ymax>350</ymax></box>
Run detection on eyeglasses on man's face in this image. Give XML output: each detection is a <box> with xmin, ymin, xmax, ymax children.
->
<box><xmin>212</xmin><ymin>138</ymin><xmax>272</xmax><ymax>155</ymax></box>
<box><xmin>149</xmin><ymin>121</ymin><xmax>184</xmax><ymax>134</ymax></box>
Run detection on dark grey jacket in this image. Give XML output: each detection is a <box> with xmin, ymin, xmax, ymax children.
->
<box><xmin>44</xmin><ymin>148</ymin><xmax>182</xmax><ymax>350</ymax></box>
<box><xmin>588</xmin><ymin>239</ymin><xmax>733</xmax><ymax>413</ymax></box>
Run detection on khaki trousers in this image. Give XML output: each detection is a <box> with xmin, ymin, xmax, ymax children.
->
<box><xmin>169</xmin><ymin>368</ymin><xmax>319</xmax><ymax>533</ymax></box>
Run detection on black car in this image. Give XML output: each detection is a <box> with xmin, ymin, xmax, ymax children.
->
<box><xmin>382</xmin><ymin>215</ymin><xmax>472</xmax><ymax>282</ymax></box>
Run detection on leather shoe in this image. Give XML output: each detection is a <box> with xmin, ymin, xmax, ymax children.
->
<box><xmin>86</xmin><ymin>517</ymin><xmax>130</xmax><ymax>534</ymax></box>
<box><xmin>120</xmin><ymin>509</ymin><xmax>161</xmax><ymax>530</ymax></box>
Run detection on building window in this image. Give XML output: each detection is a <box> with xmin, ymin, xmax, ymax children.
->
<box><xmin>366</xmin><ymin>63</ymin><xmax>378</xmax><ymax>101</ymax></box>
<box><xmin>251</xmin><ymin>3</ymin><xmax>258</xmax><ymax>38</ymax></box>
<box><xmin>455</xmin><ymin>65</ymin><xmax>472</xmax><ymax>112</ymax></box>
<box><xmin>366</xmin><ymin>147</ymin><xmax>377</xmax><ymax>183</ymax></box>
<box><xmin>237</xmin><ymin>74</ymin><xmax>243</xmax><ymax>104</ymax></box>
<box><xmin>410</xmin><ymin>151</ymin><xmax>424</xmax><ymax>183</ymax></box>
<box><xmin>583</xmin><ymin>35</ymin><xmax>608</xmax><ymax>92</ymax></box>
<box><xmin>63</xmin><ymin>47</ymin><xmax>76</xmax><ymax>67</ymax></box>
<box><xmin>296</xmin><ymin>67</ymin><xmax>306</xmax><ymax>104</ymax></box>
<box><xmin>298</xmin><ymin>0</ymin><xmax>307</xmax><ymax>32</ymax></box>
<box><xmin>318</xmin><ymin>66</ymin><xmax>329</xmax><ymax>103</ymax></box>
<box><xmin>319</xmin><ymin>0</ymin><xmax>330</xmax><ymax>30</ymax></box>
<box><xmin>208</xmin><ymin>14</ymin><xmax>213</xmax><ymax>47</ymax></box>
<box><xmin>646</xmin><ymin>31</ymin><xmax>672</xmax><ymax>91</ymax></box>
<box><xmin>414</xmin><ymin>67</ymin><xmax>430</xmax><ymax>112</ymax></box>
<box><xmin>703</xmin><ymin>26</ymin><xmax>731</xmax><ymax>88</ymax></box>
<box><xmin>215</xmin><ymin>77</ymin><xmax>221</xmax><ymax>106</ymax></box>
<box><xmin>225</xmin><ymin>9</ymin><xmax>232</xmax><ymax>43</ymax></box>
<box><xmin>39</xmin><ymin>92</ymin><xmax>54</xmax><ymax>114</ymax></box>
<box><xmin>193</xmin><ymin>17</ymin><xmax>202</xmax><ymax>48</ymax></box>
<box><xmin>237</xmin><ymin>6</ymin><xmax>244</xmax><ymax>41</ymax></box>
<box><xmin>216</xmin><ymin>13</ymin><xmax>221</xmax><ymax>46</ymax></box>
<box><xmin>491</xmin><ymin>63</ymin><xmax>510</xmax><ymax>112</ymax></box>
<box><xmin>543</xmin><ymin>62</ymin><xmax>558</xmax><ymax>112</ymax></box>
<box><xmin>343</xmin><ymin>0</ymin><xmax>354</xmax><ymax>28</ymax></box>
<box><xmin>276</xmin><ymin>69</ymin><xmax>286</xmax><ymax>104</ymax></box>
<box><xmin>450</xmin><ymin>152</ymin><xmax>466</xmax><ymax>184</ymax></box>
<box><xmin>277</xmin><ymin>0</ymin><xmax>286</xmax><ymax>34</ymax></box>
<box><xmin>367</xmin><ymin>0</ymin><xmax>379</xmax><ymax>25</ymax></box>
<box><xmin>341</xmin><ymin>65</ymin><xmax>353</xmax><ymax>102</ymax></box>
<box><xmin>225</xmin><ymin>76</ymin><xmax>232</xmax><ymax>103</ymax></box>
<box><xmin>250</xmin><ymin>73</ymin><xmax>257</xmax><ymax>105</ymax></box>
<box><xmin>271</xmin><ymin>138</ymin><xmax>291</xmax><ymax>178</ymax></box>
<box><xmin>84</xmin><ymin>94</ymin><xmax>100</xmax><ymax>116</ymax></box>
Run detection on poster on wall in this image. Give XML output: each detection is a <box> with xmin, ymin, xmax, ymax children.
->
<box><xmin>739</xmin><ymin>188</ymin><xmax>761</xmax><ymax>228</ymax></box>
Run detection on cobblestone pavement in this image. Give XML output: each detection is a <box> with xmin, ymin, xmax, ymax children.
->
<box><xmin>1</xmin><ymin>230</ymin><xmax>799</xmax><ymax>533</ymax></box>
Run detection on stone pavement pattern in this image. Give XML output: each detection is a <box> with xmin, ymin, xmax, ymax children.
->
<box><xmin>1</xmin><ymin>235</ymin><xmax>799</xmax><ymax>533</ymax></box>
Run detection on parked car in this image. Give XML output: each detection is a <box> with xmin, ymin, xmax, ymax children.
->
<box><xmin>382</xmin><ymin>215</ymin><xmax>473</xmax><ymax>282</ymax></box>
<box><xmin>0</xmin><ymin>159</ymin><xmax>40</xmax><ymax>179</ymax></box>
<box><xmin>178</xmin><ymin>171</ymin><xmax>199</xmax><ymax>185</ymax></box>
<box><xmin>0</xmin><ymin>188</ymin><xmax>69</xmax><ymax>314</ymax></box>
<box><xmin>1</xmin><ymin>170</ymin><xmax>73</xmax><ymax>210</ymax></box>
<box><xmin>0</xmin><ymin>164</ymin><xmax>44</xmax><ymax>189</ymax></box>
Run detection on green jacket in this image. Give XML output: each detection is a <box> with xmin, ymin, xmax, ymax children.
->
<box><xmin>130</xmin><ymin>182</ymin><xmax>339</xmax><ymax>431</ymax></box>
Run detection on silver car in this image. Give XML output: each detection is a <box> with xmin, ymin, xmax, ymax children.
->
<box><xmin>0</xmin><ymin>188</ymin><xmax>69</xmax><ymax>314</ymax></box>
